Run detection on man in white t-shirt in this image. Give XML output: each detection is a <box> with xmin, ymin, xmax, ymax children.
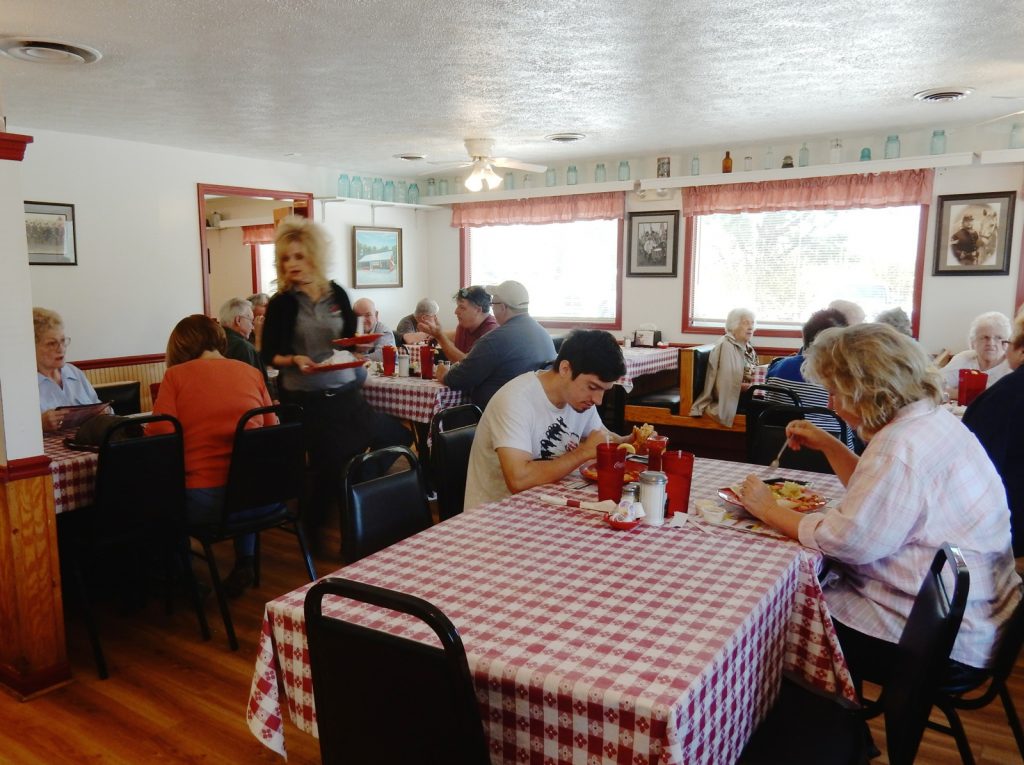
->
<box><xmin>464</xmin><ymin>329</ymin><xmax>634</xmax><ymax>511</ymax></box>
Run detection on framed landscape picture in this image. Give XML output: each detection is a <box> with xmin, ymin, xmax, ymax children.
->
<box><xmin>25</xmin><ymin>201</ymin><xmax>77</xmax><ymax>265</ymax></box>
<box><xmin>933</xmin><ymin>191</ymin><xmax>1016</xmax><ymax>276</ymax></box>
<box><xmin>352</xmin><ymin>225</ymin><xmax>402</xmax><ymax>288</ymax></box>
<box><xmin>627</xmin><ymin>210</ymin><xmax>678</xmax><ymax>277</ymax></box>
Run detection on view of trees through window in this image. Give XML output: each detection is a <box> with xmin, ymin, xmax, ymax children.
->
<box><xmin>690</xmin><ymin>206</ymin><xmax>921</xmax><ymax>330</ymax></box>
<box><xmin>467</xmin><ymin>220</ymin><xmax>620</xmax><ymax>325</ymax></box>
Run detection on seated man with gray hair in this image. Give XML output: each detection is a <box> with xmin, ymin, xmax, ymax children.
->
<box><xmin>352</xmin><ymin>297</ymin><xmax>396</xmax><ymax>361</ymax></box>
<box><xmin>247</xmin><ymin>292</ymin><xmax>270</xmax><ymax>350</ymax></box>
<box><xmin>395</xmin><ymin>297</ymin><xmax>439</xmax><ymax>346</ymax></box>
<box><xmin>219</xmin><ymin>297</ymin><xmax>268</xmax><ymax>384</ymax></box>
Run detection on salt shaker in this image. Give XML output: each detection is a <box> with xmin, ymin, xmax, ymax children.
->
<box><xmin>638</xmin><ymin>471</ymin><xmax>667</xmax><ymax>527</ymax></box>
<box><xmin>621</xmin><ymin>482</ymin><xmax>640</xmax><ymax>506</ymax></box>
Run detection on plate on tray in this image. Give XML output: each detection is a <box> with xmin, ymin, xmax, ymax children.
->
<box><xmin>302</xmin><ymin>359</ymin><xmax>365</xmax><ymax>374</ymax></box>
<box><xmin>718</xmin><ymin>478</ymin><xmax>827</xmax><ymax>513</ymax></box>
<box><xmin>332</xmin><ymin>334</ymin><xmax>384</xmax><ymax>348</ymax></box>
<box><xmin>579</xmin><ymin>459</ymin><xmax>645</xmax><ymax>484</ymax></box>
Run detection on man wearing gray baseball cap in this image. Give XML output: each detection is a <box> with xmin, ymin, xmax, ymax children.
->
<box><xmin>437</xmin><ymin>280</ymin><xmax>555</xmax><ymax>409</ymax></box>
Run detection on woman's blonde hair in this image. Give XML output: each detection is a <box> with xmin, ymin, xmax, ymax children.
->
<box><xmin>32</xmin><ymin>307</ymin><xmax>64</xmax><ymax>343</ymax></box>
<box><xmin>166</xmin><ymin>314</ymin><xmax>226</xmax><ymax>367</ymax></box>
<box><xmin>803</xmin><ymin>323</ymin><xmax>942</xmax><ymax>438</ymax></box>
<box><xmin>274</xmin><ymin>216</ymin><xmax>330</xmax><ymax>293</ymax></box>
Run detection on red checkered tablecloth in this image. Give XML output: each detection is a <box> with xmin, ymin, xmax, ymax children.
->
<box><xmin>44</xmin><ymin>433</ymin><xmax>97</xmax><ymax>514</ymax></box>
<box><xmin>247</xmin><ymin>458</ymin><xmax>854</xmax><ymax>762</ymax></box>
<box><xmin>621</xmin><ymin>347</ymin><xmax>679</xmax><ymax>384</ymax></box>
<box><xmin>362</xmin><ymin>373</ymin><xmax>468</xmax><ymax>424</ymax></box>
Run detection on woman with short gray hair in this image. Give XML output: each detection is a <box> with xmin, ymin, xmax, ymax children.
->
<box><xmin>689</xmin><ymin>307</ymin><xmax>757</xmax><ymax>427</ymax></box>
<box><xmin>940</xmin><ymin>310</ymin><xmax>1013</xmax><ymax>398</ymax></box>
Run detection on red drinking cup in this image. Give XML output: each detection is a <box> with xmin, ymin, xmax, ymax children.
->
<box><xmin>595</xmin><ymin>442</ymin><xmax>626</xmax><ymax>502</ymax></box>
<box><xmin>662</xmin><ymin>450</ymin><xmax>695</xmax><ymax>517</ymax></box>
<box><xmin>645</xmin><ymin>435</ymin><xmax>669</xmax><ymax>472</ymax></box>
<box><xmin>958</xmin><ymin>369</ymin><xmax>987</xmax><ymax>406</ymax></box>
<box><xmin>382</xmin><ymin>345</ymin><xmax>397</xmax><ymax>376</ymax></box>
<box><xmin>595</xmin><ymin>442</ymin><xmax>620</xmax><ymax>469</ymax></box>
<box><xmin>420</xmin><ymin>344</ymin><xmax>435</xmax><ymax>380</ymax></box>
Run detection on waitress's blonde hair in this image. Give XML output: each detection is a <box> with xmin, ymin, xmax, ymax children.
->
<box><xmin>803</xmin><ymin>323</ymin><xmax>942</xmax><ymax>438</ymax></box>
<box><xmin>274</xmin><ymin>216</ymin><xmax>330</xmax><ymax>293</ymax></box>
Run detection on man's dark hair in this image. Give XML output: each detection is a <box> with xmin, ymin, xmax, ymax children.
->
<box><xmin>554</xmin><ymin>329</ymin><xmax>626</xmax><ymax>382</ymax></box>
<box><xmin>453</xmin><ymin>285</ymin><xmax>491</xmax><ymax>312</ymax></box>
<box><xmin>803</xmin><ymin>308</ymin><xmax>848</xmax><ymax>348</ymax></box>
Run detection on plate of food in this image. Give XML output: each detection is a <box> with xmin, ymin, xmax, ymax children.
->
<box><xmin>631</xmin><ymin>423</ymin><xmax>656</xmax><ymax>454</ymax></box>
<box><xmin>718</xmin><ymin>479</ymin><xmax>827</xmax><ymax>513</ymax></box>
<box><xmin>332</xmin><ymin>333</ymin><xmax>384</xmax><ymax>348</ymax></box>
<box><xmin>579</xmin><ymin>459</ymin><xmax>646</xmax><ymax>484</ymax></box>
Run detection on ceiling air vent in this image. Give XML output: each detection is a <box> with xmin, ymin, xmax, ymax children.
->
<box><xmin>393</xmin><ymin>153</ymin><xmax>427</xmax><ymax>161</ymax></box>
<box><xmin>0</xmin><ymin>38</ymin><xmax>102</xmax><ymax>64</ymax></box>
<box><xmin>545</xmin><ymin>133</ymin><xmax>586</xmax><ymax>143</ymax></box>
<box><xmin>913</xmin><ymin>88</ymin><xmax>973</xmax><ymax>103</ymax></box>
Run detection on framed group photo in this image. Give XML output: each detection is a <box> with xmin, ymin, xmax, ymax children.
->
<box><xmin>352</xmin><ymin>225</ymin><xmax>403</xmax><ymax>288</ymax></box>
<box><xmin>627</xmin><ymin>210</ymin><xmax>678</xmax><ymax>277</ymax></box>
<box><xmin>933</xmin><ymin>191</ymin><xmax>1016</xmax><ymax>276</ymax></box>
<box><xmin>25</xmin><ymin>201</ymin><xmax>78</xmax><ymax>266</ymax></box>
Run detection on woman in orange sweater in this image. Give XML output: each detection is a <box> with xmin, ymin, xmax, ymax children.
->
<box><xmin>150</xmin><ymin>315</ymin><xmax>276</xmax><ymax>596</ymax></box>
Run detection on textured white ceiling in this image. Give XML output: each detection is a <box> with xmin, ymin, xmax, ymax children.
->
<box><xmin>2</xmin><ymin>0</ymin><xmax>1023</xmax><ymax>176</ymax></box>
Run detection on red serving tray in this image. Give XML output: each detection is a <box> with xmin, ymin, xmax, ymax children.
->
<box><xmin>302</xmin><ymin>359</ymin><xmax>365</xmax><ymax>374</ymax></box>
<box><xmin>332</xmin><ymin>334</ymin><xmax>384</xmax><ymax>347</ymax></box>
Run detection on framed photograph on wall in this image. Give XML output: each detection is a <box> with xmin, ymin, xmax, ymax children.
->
<box><xmin>25</xmin><ymin>201</ymin><xmax>77</xmax><ymax>265</ymax></box>
<box><xmin>351</xmin><ymin>225</ymin><xmax>403</xmax><ymax>288</ymax></box>
<box><xmin>933</xmin><ymin>191</ymin><xmax>1016</xmax><ymax>276</ymax></box>
<box><xmin>627</xmin><ymin>210</ymin><xmax>678</xmax><ymax>277</ymax></box>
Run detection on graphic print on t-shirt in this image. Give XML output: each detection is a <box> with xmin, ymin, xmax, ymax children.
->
<box><xmin>539</xmin><ymin>416</ymin><xmax>581</xmax><ymax>459</ymax></box>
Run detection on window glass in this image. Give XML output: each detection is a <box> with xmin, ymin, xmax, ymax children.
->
<box><xmin>258</xmin><ymin>243</ymin><xmax>277</xmax><ymax>294</ymax></box>
<box><xmin>467</xmin><ymin>219</ymin><xmax>620</xmax><ymax>325</ymax></box>
<box><xmin>689</xmin><ymin>206</ymin><xmax>921</xmax><ymax>330</ymax></box>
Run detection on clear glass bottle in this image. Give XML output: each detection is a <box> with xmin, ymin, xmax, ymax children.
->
<box><xmin>691</xmin><ymin>154</ymin><xmax>700</xmax><ymax>175</ymax></box>
<box><xmin>722</xmin><ymin>151</ymin><xmax>732</xmax><ymax>173</ymax></box>
<box><xmin>566</xmin><ymin>165</ymin><xmax>578</xmax><ymax>185</ymax></box>
<box><xmin>930</xmin><ymin>130</ymin><xmax>946</xmax><ymax>155</ymax></box>
<box><xmin>382</xmin><ymin>180</ymin><xmax>395</xmax><ymax>202</ymax></box>
<box><xmin>425</xmin><ymin>178</ymin><xmax>436</xmax><ymax>197</ymax></box>
<box><xmin>1010</xmin><ymin>124</ymin><xmax>1024</xmax><ymax>149</ymax></box>
<box><xmin>545</xmin><ymin>167</ymin><xmax>557</xmax><ymax>186</ymax></box>
<box><xmin>743</xmin><ymin>155</ymin><xmax>752</xmax><ymax>171</ymax></box>
<box><xmin>884</xmin><ymin>134</ymin><xmax>901</xmax><ymax>159</ymax></box>
<box><xmin>438</xmin><ymin>178</ymin><xmax>449</xmax><ymax>195</ymax></box>
<box><xmin>798</xmin><ymin>143</ymin><xmax>810</xmax><ymax>167</ymax></box>
<box><xmin>504</xmin><ymin>172</ymin><xmax>515</xmax><ymax>190</ymax></box>
<box><xmin>830</xmin><ymin>138</ymin><xmax>843</xmax><ymax>163</ymax></box>
<box><xmin>618</xmin><ymin>160</ymin><xmax>630</xmax><ymax>181</ymax></box>
<box><xmin>350</xmin><ymin>175</ymin><xmax>364</xmax><ymax>199</ymax></box>
<box><xmin>371</xmin><ymin>177</ymin><xmax>384</xmax><ymax>200</ymax></box>
<box><xmin>860</xmin><ymin>147</ymin><xmax>872</xmax><ymax>161</ymax></box>
<box><xmin>337</xmin><ymin>173</ymin><xmax>350</xmax><ymax>197</ymax></box>
<box><xmin>396</xmin><ymin>180</ymin><xmax>407</xmax><ymax>203</ymax></box>
<box><xmin>407</xmin><ymin>183</ymin><xmax>420</xmax><ymax>204</ymax></box>
<box><xmin>763</xmin><ymin>147</ymin><xmax>774</xmax><ymax>169</ymax></box>
<box><xmin>522</xmin><ymin>174</ymin><xmax>532</xmax><ymax>189</ymax></box>
<box><xmin>594</xmin><ymin>163</ymin><xmax>606</xmax><ymax>183</ymax></box>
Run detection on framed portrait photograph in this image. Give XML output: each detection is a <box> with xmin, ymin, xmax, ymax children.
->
<box><xmin>25</xmin><ymin>201</ymin><xmax>77</xmax><ymax>265</ymax></box>
<box><xmin>933</xmin><ymin>191</ymin><xmax>1016</xmax><ymax>276</ymax></box>
<box><xmin>627</xmin><ymin>210</ymin><xmax>678</xmax><ymax>277</ymax></box>
<box><xmin>351</xmin><ymin>225</ymin><xmax>403</xmax><ymax>288</ymax></box>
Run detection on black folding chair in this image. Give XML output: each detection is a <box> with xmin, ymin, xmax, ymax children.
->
<box><xmin>741</xmin><ymin>384</ymin><xmax>802</xmax><ymax>459</ymax></box>
<box><xmin>429</xmin><ymin>405</ymin><xmax>482</xmax><ymax>521</ymax></box>
<box><xmin>341</xmin><ymin>446</ymin><xmax>433</xmax><ymax>564</ymax></box>
<box><xmin>927</xmin><ymin>577</ymin><xmax>1024</xmax><ymax>764</ymax></box>
<box><xmin>305</xmin><ymin>577</ymin><xmax>489</xmax><ymax>764</ymax></box>
<box><xmin>188</xmin><ymin>404</ymin><xmax>315</xmax><ymax>650</ymax></box>
<box><xmin>749</xmin><ymin>403</ymin><xmax>849</xmax><ymax>474</ymax></box>
<box><xmin>59</xmin><ymin>414</ymin><xmax>209</xmax><ymax>678</ymax></box>
<box><xmin>740</xmin><ymin>543</ymin><xmax>971</xmax><ymax>765</ymax></box>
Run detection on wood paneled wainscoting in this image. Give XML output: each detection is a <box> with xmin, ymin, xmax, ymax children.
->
<box><xmin>75</xmin><ymin>354</ymin><xmax>167</xmax><ymax>411</ymax></box>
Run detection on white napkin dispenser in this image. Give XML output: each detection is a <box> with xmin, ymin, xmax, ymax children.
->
<box><xmin>633</xmin><ymin>329</ymin><xmax>662</xmax><ymax>347</ymax></box>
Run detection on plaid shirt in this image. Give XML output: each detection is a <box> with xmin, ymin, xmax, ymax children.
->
<box><xmin>798</xmin><ymin>400</ymin><xmax>1021</xmax><ymax>668</ymax></box>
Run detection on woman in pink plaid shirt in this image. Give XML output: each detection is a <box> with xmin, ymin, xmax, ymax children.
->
<box><xmin>739</xmin><ymin>323</ymin><xmax>1021</xmax><ymax>690</ymax></box>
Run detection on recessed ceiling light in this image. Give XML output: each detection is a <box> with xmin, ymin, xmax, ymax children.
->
<box><xmin>545</xmin><ymin>133</ymin><xmax>586</xmax><ymax>143</ymax></box>
<box><xmin>0</xmin><ymin>37</ymin><xmax>101</xmax><ymax>64</ymax></box>
<box><xmin>913</xmin><ymin>87</ymin><xmax>974</xmax><ymax>103</ymax></box>
<box><xmin>393</xmin><ymin>153</ymin><xmax>426</xmax><ymax>161</ymax></box>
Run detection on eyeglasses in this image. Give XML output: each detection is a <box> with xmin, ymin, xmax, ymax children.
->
<box><xmin>976</xmin><ymin>334</ymin><xmax>1008</xmax><ymax>346</ymax></box>
<box><xmin>40</xmin><ymin>337</ymin><xmax>71</xmax><ymax>351</ymax></box>
<box><xmin>491</xmin><ymin>301</ymin><xmax>506</xmax><ymax>308</ymax></box>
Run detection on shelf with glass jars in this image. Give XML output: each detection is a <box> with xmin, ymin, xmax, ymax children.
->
<box><xmin>978</xmin><ymin>148</ymin><xmax>1024</xmax><ymax>166</ymax></box>
<box><xmin>636</xmin><ymin>152</ymin><xmax>977</xmax><ymax>191</ymax></box>
<box><xmin>426</xmin><ymin>179</ymin><xmax>636</xmax><ymax>205</ymax></box>
<box><xmin>315</xmin><ymin>196</ymin><xmax>444</xmax><ymax>212</ymax></box>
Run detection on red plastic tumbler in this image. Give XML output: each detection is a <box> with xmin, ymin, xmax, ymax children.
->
<box><xmin>419</xmin><ymin>344</ymin><xmax>434</xmax><ymax>380</ymax></box>
<box><xmin>595</xmin><ymin>442</ymin><xmax>625</xmax><ymax>502</ymax></box>
<box><xmin>662</xmin><ymin>450</ymin><xmax>695</xmax><ymax>517</ymax></box>
<box><xmin>958</xmin><ymin>369</ymin><xmax>987</xmax><ymax>406</ymax></box>
<box><xmin>382</xmin><ymin>345</ymin><xmax>397</xmax><ymax>376</ymax></box>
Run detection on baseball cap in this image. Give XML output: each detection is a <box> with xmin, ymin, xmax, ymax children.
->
<box><xmin>485</xmin><ymin>280</ymin><xmax>530</xmax><ymax>310</ymax></box>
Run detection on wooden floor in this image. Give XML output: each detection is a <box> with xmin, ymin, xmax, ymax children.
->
<box><xmin>2</xmin><ymin>527</ymin><xmax>1023</xmax><ymax>765</ymax></box>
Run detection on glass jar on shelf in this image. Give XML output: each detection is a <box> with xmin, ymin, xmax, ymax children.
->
<box><xmin>860</xmin><ymin>147</ymin><xmax>872</xmax><ymax>161</ymax></box>
<box><xmin>618</xmin><ymin>160</ymin><xmax>630</xmax><ymax>181</ymax></box>
<box><xmin>884</xmin><ymin>134</ymin><xmax>901</xmax><ymax>159</ymax></box>
<box><xmin>798</xmin><ymin>143</ymin><xmax>810</xmax><ymax>167</ymax></box>
<box><xmin>425</xmin><ymin>178</ymin><xmax>436</xmax><ymax>197</ymax></box>
<box><xmin>438</xmin><ymin>178</ymin><xmax>449</xmax><ymax>195</ymax></box>
<box><xmin>371</xmin><ymin>177</ymin><xmax>384</xmax><ymax>200</ymax></box>
<box><xmin>396</xmin><ymin>180</ymin><xmax>407</xmax><ymax>202</ymax></box>
<box><xmin>407</xmin><ymin>183</ymin><xmax>420</xmax><ymax>204</ymax></box>
<box><xmin>691</xmin><ymin>154</ymin><xmax>700</xmax><ymax>175</ymax></box>
<box><xmin>382</xmin><ymin>180</ymin><xmax>395</xmax><ymax>202</ymax></box>
<box><xmin>566</xmin><ymin>165</ymin><xmax>578</xmax><ymax>185</ymax></box>
<box><xmin>337</xmin><ymin>173</ymin><xmax>350</xmax><ymax>197</ymax></box>
<box><xmin>504</xmin><ymin>172</ymin><xmax>515</xmax><ymax>190</ymax></box>
<box><xmin>930</xmin><ymin>130</ymin><xmax>946</xmax><ymax>155</ymax></box>
<box><xmin>595</xmin><ymin>163</ymin><xmax>606</xmax><ymax>183</ymax></box>
<box><xmin>829</xmin><ymin>138</ymin><xmax>843</xmax><ymax>163</ymax></box>
<box><xmin>545</xmin><ymin>167</ymin><xmax>557</xmax><ymax>186</ymax></box>
<box><xmin>350</xmin><ymin>176</ymin><xmax>364</xmax><ymax>199</ymax></box>
<box><xmin>763</xmin><ymin>147</ymin><xmax>774</xmax><ymax>169</ymax></box>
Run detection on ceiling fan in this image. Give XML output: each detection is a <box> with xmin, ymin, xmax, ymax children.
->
<box><xmin>428</xmin><ymin>139</ymin><xmax>547</xmax><ymax>192</ymax></box>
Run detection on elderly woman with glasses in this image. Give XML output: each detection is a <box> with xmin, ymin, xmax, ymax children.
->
<box><xmin>34</xmin><ymin>307</ymin><xmax>101</xmax><ymax>432</ymax></box>
<box><xmin>941</xmin><ymin>311</ymin><xmax>1013</xmax><ymax>399</ymax></box>
<box><xmin>738</xmin><ymin>323</ymin><xmax>1020</xmax><ymax>688</ymax></box>
<box><xmin>419</xmin><ymin>285</ymin><xmax>498</xmax><ymax>362</ymax></box>
<box><xmin>689</xmin><ymin>307</ymin><xmax>757</xmax><ymax>427</ymax></box>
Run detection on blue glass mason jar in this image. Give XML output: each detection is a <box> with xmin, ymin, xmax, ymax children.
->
<box><xmin>884</xmin><ymin>135</ymin><xmax>900</xmax><ymax>159</ymax></box>
<box><xmin>350</xmin><ymin>176</ymin><xmax>364</xmax><ymax>199</ymax></box>
<box><xmin>383</xmin><ymin>180</ymin><xmax>395</xmax><ymax>202</ymax></box>
<box><xmin>545</xmin><ymin>168</ymin><xmax>557</xmax><ymax>186</ymax></box>
<box><xmin>337</xmin><ymin>173</ymin><xmax>350</xmax><ymax>197</ymax></box>
<box><xmin>438</xmin><ymin>178</ymin><xmax>449</xmax><ymax>195</ymax></box>
<box><xmin>617</xmin><ymin>161</ymin><xmax>630</xmax><ymax>181</ymax></box>
<box><xmin>371</xmin><ymin>177</ymin><xmax>384</xmax><ymax>200</ymax></box>
<box><xmin>407</xmin><ymin>183</ymin><xmax>420</xmax><ymax>204</ymax></box>
<box><xmin>566</xmin><ymin>165</ymin><xmax>578</xmax><ymax>185</ymax></box>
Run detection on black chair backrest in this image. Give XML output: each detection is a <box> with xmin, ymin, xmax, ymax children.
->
<box><xmin>432</xmin><ymin>425</ymin><xmax>477</xmax><ymax>521</ymax></box>
<box><xmin>750</xmin><ymin>404</ymin><xmax>849</xmax><ymax>474</ymax></box>
<box><xmin>93</xmin><ymin>414</ymin><xmax>185</xmax><ymax>538</ymax></box>
<box><xmin>741</xmin><ymin>384</ymin><xmax>802</xmax><ymax>447</ymax></box>
<box><xmin>305</xmin><ymin>578</ymin><xmax>489</xmax><ymax>764</ymax></box>
<box><xmin>884</xmin><ymin>543</ymin><xmax>970</xmax><ymax>765</ymax></box>
<box><xmin>93</xmin><ymin>380</ymin><xmax>142</xmax><ymax>416</ymax></box>
<box><xmin>342</xmin><ymin>446</ymin><xmax>433</xmax><ymax>564</ymax></box>
<box><xmin>220</xmin><ymin>404</ymin><xmax>304</xmax><ymax>528</ymax></box>
<box><xmin>690</xmin><ymin>343</ymin><xmax>716</xmax><ymax>401</ymax></box>
<box><xmin>431</xmin><ymin>404</ymin><xmax>482</xmax><ymax>434</ymax></box>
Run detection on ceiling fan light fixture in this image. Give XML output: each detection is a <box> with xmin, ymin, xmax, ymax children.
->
<box><xmin>465</xmin><ymin>161</ymin><xmax>503</xmax><ymax>192</ymax></box>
